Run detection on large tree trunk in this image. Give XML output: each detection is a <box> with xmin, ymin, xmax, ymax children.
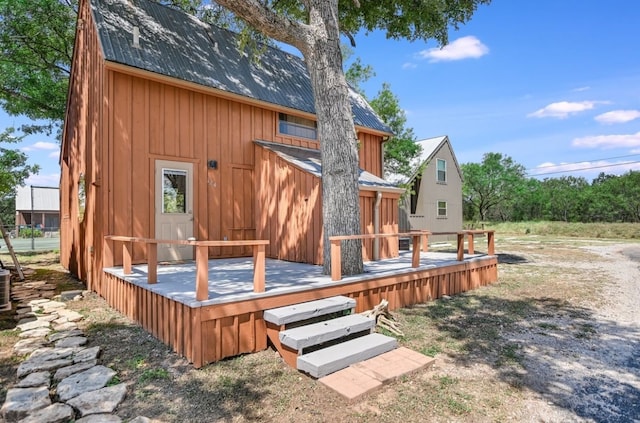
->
<box><xmin>213</xmin><ymin>0</ymin><xmax>364</xmax><ymax>275</ymax></box>
<box><xmin>303</xmin><ymin>0</ymin><xmax>363</xmax><ymax>275</ymax></box>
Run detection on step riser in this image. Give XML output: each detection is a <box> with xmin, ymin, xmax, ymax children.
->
<box><xmin>279</xmin><ymin>314</ymin><xmax>375</xmax><ymax>351</ymax></box>
<box><xmin>297</xmin><ymin>334</ymin><xmax>397</xmax><ymax>378</ymax></box>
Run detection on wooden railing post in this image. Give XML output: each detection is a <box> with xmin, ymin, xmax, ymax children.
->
<box><xmin>253</xmin><ymin>244</ymin><xmax>266</xmax><ymax>293</ymax></box>
<box><xmin>330</xmin><ymin>239</ymin><xmax>342</xmax><ymax>281</ymax></box>
<box><xmin>103</xmin><ymin>238</ymin><xmax>114</xmax><ymax>268</ymax></box>
<box><xmin>195</xmin><ymin>245</ymin><xmax>209</xmax><ymax>301</ymax></box>
<box><xmin>457</xmin><ymin>232</ymin><xmax>464</xmax><ymax>261</ymax></box>
<box><xmin>421</xmin><ymin>232</ymin><xmax>429</xmax><ymax>253</ymax></box>
<box><xmin>123</xmin><ymin>241</ymin><xmax>132</xmax><ymax>275</ymax></box>
<box><xmin>467</xmin><ymin>232</ymin><xmax>475</xmax><ymax>255</ymax></box>
<box><xmin>147</xmin><ymin>242</ymin><xmax>157</xmax><ymax>284</ymax></box>
<box><xmin>487</xmin><ymin>231</ymin><xmax>495</xmax><ymax>255</ymax></box>
<box><xmin>411</xmin><ymin>234</ymin><xmax>420</xmax><ymax>268</ymax></box>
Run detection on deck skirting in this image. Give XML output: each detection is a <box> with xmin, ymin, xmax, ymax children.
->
<box><xmin>100</xmin><ymin>256</ymin><xmax>497</xmax><ymax>367</ymax></box>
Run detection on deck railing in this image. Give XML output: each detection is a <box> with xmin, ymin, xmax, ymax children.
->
<box><xmin>103</xmin><ymin>236</ymin><xmax>269</xmax><ymax>301</ymax></box>
<box><xmin>329</xmin><ymin>230</ymin><xmax>495</xmax><ymax>281</ymax></box>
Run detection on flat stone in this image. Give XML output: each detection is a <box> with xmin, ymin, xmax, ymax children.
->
<box><xmin>13</xmin><ymin>339</ymin><xmax>48</xmax><ymax>356</ymax></box>
<box><xmin>128</xmin><ymin>418</ymin><xmax>160</xmax><ymax>423</ymax></box>
<box><xmin>16</xmin><ymin>319</ymin><xmax>50</xmax><ymax>332</ymax></box>
<box><xmin>59</xmin><ymin>290</ymin><xmax>83</xmax><ymax>301</ymax></box>
<box><xmin>29</xmin><ymin>347</ymin><xmax>75</xmax><ymax>362</ymax></box>
<box><xmin>40</xmin><ymin>291</ymin><xmax>55</xmax><ymax>299</ymax></box>
<box><xmin>67</xmin><ymin>383</ymin><xmax>127</xmax><ymax>417</ymax></box>
<box><xmin>40</xmin><ymin>301</ymin><xmax>66</xmax><ymax>312</ymax></box>
<box><xmin>15</xmin><ymin>371</ymin><xmax>51</xmax><ymax>388</ymax></box>
<box><xmin>27</xmin><ymin>291</ymin><xmax>48</xmax><ymax>297</ymax></box>
<box><xmin>56</xmin><ymin>365</ymin><xmax>116</xmax><ymax>401</ymax></box>
<box><xmin>17</xmin><ymin>403</ymin><xmax>75</xmax><ymax>423</ymax></box>
<box><xmin>38</xmin><ymin>284</ymin><xmax>56</xmax><ymax>291</ymax></box>
<box><xmin>55</xmin><ymin>336</ymin><xmax>87</xmax><ymax>348</ymax></box>
<box><xmin>55</xmin><ymin>309</ymin><xmax>83</xmax><ymax>322</ymax></box>
<box><xmin>18</xmin><ymin>328</ymin><xmax>51</xmax><ymax>339</ymax></box>
<box><xmin>53</xmin><ymin>360</ymin><xmax>97</xmax><ymax>381</ymax></box>
<box><xmin>36</xmin><ymin>315</ymin><xmax>58</xmax><ymax>323</ymax></box>
<box><xmin>16</xmin><ymin>307</ymin><xmax>32</xmax><ymax>315</ymax></box>
<box><xmin>17</xmin><ymin>358</ymin><xmax>73</xmax><ymax>379</ymax></box>
<box><xmin>48</xmin><ymin>329</ymin><xmax>83</xmax><ymax>342</ymax></box>
<box><xmin>74</xmin><ymin>346</ymin><xmax>102</xmax><ymax>363</ymax></box>
<box><xmin>53</xmin><ymin>322</ymin><xmax>78</xmax><ymax>332</ymax></box>
<box><xmin>1</xmin><ymin>386</ymin><xmax>51</xmax><ymax>422</ymax></box>
<box><xmin>75</xmin><ymin>414</ymin><xmax>122</xmax><ymax>423</ymax></box>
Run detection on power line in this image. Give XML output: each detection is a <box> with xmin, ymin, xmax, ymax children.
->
<box><xmin>526</xmin><ymin>153</ymin><xmax>640</xmax><ymax>172</ymax></box>
<box><xmin>527</xmin><ymin>160</ymin><xmax>640</xmax><ymax>177</ymax></box>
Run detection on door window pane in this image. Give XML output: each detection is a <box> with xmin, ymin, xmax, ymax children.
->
<box><xmin>163</xmin><ymin>169</ymin><xmax>187</xmax><ymax>213</ymax></box>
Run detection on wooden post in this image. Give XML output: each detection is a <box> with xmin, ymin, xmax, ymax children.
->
<box><xmin>123</xmin><ymin>241</ymin><xmax>132</xmax><ymax>275</ymax></box>
<box><xmin>147</xmin><ymin>243</ymin><xmax>157</xmax><ymax>284</ymax></box>
<box><xmin>487</xmin><ymin>231</ymin><xmax>495</xmax><ymax>255</ymax></box>
<box><xmin>457</xmin><ymin>233</ymin><xmax>464</xmax><ymax>261</ymax></box>
<box><xmin>103</xmin><ymin>237</ymin><xmax>114</xmax><ymax>268</ymax></box>
<box><xmin>195</xmin><ymin>245</ymin><xmax>209</xmax><ymax>301</ymax></box>
<box><xmin>421</xmin><ymin>232</ymin><xmax>429</xmax><ymax>253</ymax></box>
<box><xmin>253</xmin><ymin>244</ymin><xmax>266</xmax><ymax>293</ymax></box>
<box><xmin>467</xmin><ymin>232</ymin><xmax>475</xmax><ymax>255</ymax></box>
<box><xmin>411</xmin><ymin>235</ymin><xmax>420</xmax><ymax>268</ymax></box>
<box><xmin>330</xmin><ymin>239</ymin><xmax>342</xmax><ymax>281</ymax></box>
<box><xmin>0</xmin><ymin>222</ymin><xmax>24</xmax><ymax>280</ymax></box>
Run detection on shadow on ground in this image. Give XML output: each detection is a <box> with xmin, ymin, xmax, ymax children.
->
<box><xmin>402</xmin><ymin>293</ymin><xmax>640</xmax><ymax>422</ymax></box>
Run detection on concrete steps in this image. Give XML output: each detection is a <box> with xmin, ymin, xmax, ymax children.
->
<box><xmin>264</xmin><ymin>296</ymin><xmax>397</xmax><ymax>378</ymax></box>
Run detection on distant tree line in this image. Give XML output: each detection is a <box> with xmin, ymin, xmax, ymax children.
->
<box><xmin>462</xmin><ymin>153</ymin><xmax>640</xmax><ymax>223</ymax></box>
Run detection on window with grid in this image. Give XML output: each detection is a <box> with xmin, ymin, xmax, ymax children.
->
<box><xmin>437</xmin><ymin>200</ymin><xmax>447</xmax><ymax>217</ymax></box>
<box><xmin>279</xmin><ymin>113</ymin><xmax>317</xmax><ymax>140</ymax></box>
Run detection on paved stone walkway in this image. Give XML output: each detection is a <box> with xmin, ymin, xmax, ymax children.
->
<box><xmin>1</xmin><ymin>295</ymin><xmax>159</xmax><ymax>423</ymax></box>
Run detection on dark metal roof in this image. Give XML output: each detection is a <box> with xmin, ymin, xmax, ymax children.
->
<box><xmin>90</xmin><ymin>0</ymin><xmax>391</xmax><ymax>134</ymax></box>
<box><xmin>255</xmin><ymin>141</ymin><xmax>403</xmax><ymax>192</ymax></box>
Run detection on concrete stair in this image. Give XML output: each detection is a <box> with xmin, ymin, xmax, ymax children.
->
<box><xmin>264</xmin><ymin>296</ymin><xmax>397</xmax><ymax>378</ymax></box>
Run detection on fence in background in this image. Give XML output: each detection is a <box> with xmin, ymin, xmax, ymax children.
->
<box><xmin>0</xmin><ymin>225</ymin><xmax>60</xmax><ymax>253</ymax></box>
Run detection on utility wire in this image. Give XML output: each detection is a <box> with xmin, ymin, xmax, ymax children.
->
<box><xmin>527</xmin><ymin>153</ymin><xmax>640</xmax><ymax>172</ymax></box>
<box><xmin>527</xmin><ymin>160</ymin><xmax>640</xmax><ymax>177</ymax></box>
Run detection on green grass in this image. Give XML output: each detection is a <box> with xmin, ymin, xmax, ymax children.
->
<box><xmin>476</xmin><ymin>221</ymin><xmax>640</xmax><ymax>239</ymax></box>
<box><xmin>138</xmin><ymin>368</ymin><xmax>171</xmax><ymax>383</ymax></box>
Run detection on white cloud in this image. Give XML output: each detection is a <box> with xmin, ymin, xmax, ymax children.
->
<box><xmin>48</xmin><ymin>151</ymin><xmax>60</xmax><ymax>159</ymax></box>
<box><xmin>572</xmin><ymin>131</ymin><xmax>640</xmax><ymax>149</ymax></box>
<box><xmin>594</xmin><ymin>109</ymin><xmax>640</xmax><ymax>124</ymax></box>
<box><xmin>21</xmin><ymin>141</ymin><xmax>59</xmax><ymax>152</ymax></box>
<box><xmin>572</xmin><ymin>86</ymin><xmax>591</xmax><ymax>92</ymax></box>
<box><xmin>25</xmin><ymin>172</ymin><xmax>60</xmax><ymax>186</ymax></box>
<box><xmin>527</xmin><ymin>101</ymin><xmax>605</xmax><ymax>119</ymax></box>
<box><xmin>417</xmin><ymin>36</ymin><xmax>489</xmax><ymax>63</ymax></box>
<box><xmin>402</xmin><ymin>62</ymin><xmax>417</xmax><ymax>70</ymax></box>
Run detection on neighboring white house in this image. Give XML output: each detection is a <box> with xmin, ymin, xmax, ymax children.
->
<box><xmin>399</xmin><ymin>136</ymin><xmax>463</xmax><ymax>242</ymax></box>
<box><xmin>15</xmin><ymin>185</ymin><xmax>60</xmax><ymax>234</ymax></box>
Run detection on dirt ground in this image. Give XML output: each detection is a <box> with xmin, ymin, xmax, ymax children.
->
<box><xmin>1</xmin><ymin>236</ymin><xmax>639</xmax><ymax>422</ymax></box>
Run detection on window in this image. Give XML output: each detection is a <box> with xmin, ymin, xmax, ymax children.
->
<box><xmin>162</xmin><ymin>169</ymin><xmax>187</xmax><ymax>213</ymax></box>
<box><xmin>410</xmin><ymin>175</ymin><xmax>421</xmax><ymax>214</ymax></box>
<box><xmin>437</xmin><ymin>200</ymin><xmax>447</xmax><ymax>218</ymax></box>
<box><xmin>436</xmin><ymin>159</ymin><xmax>446</xmax><ymax>183</ymax></box>
<box><xmin>279</xmin><ymin>113</ymin><xmax>317</xmax><ymax>140</ymax></box>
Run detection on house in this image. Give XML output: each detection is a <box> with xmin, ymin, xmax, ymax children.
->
<box><xmin>14</xmin><ymin>186</ymin><xmax>60</xmax><ymax>235</ymax></box>
<box><xmin>399</xmin><ymin>136</ymin><xmax>463</xmax><ymax>242</ymax></box>
<box><xmin>61</xmin><ymin>0</ymin><xmax>403</xmax><ymax>287</ymax></box>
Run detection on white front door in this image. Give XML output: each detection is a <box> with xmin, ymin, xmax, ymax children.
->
<box><xmin>155</xmin><ymin>160</ymin><xmax>194</xmax><ymax>262</ymax></box>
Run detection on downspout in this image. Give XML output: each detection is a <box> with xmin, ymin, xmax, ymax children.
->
<box><xmin>373</xmin><ymin>190</ymin><xmax>382</xmax><ymax>261</ymax></box>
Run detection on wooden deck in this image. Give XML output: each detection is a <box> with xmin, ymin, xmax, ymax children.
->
<box><xmin>99</xmin><ymin>248</ymin><xmax>498</xmax><ymax>368</ymax></box>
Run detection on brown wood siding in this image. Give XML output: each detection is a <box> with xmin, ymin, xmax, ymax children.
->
<box><xmin>102</xmin><ymin>256</ymin><xmax>497</xmax><ymax>367</ymax></box>
<box><xmin>60</xmin><ymin>0</ymin><xmax>105</xmax><ymax>288</ymax></box>
<box><xmin>255</xmin><ymin>146</ymin><xmax>323</xmax><ymax>264</ymax></box>
<box><xmin>358</xmin><ymin>132</ymin><xmax>383</xmax><ymax>177</ymax></box>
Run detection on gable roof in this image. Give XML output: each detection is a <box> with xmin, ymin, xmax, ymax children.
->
<box><xmin>413</xmin><ymin>135</ymin><xmax>463</xmax><ymax>181</ymax></box>
<box><xmin>90</xmin><ymin>0</ymin><xmax>391</xmax><ymax>134</ymax></box>
<box><xmin>255</xmin><ymin>141</ymin><xmax>403</xmax><ymax>193</ymax></box>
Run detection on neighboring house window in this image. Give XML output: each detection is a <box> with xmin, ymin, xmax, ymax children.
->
<box><xmin>410</xmin><ymin>175</ymin><xmax>422</xmax><ymax>214</ymax></box>
<box><xmin>279</xmin><ymin>113</ymin><xmax>317</xmax><ymax>140</ymax></box>
<box><xmin>437</xmin><ymin>200</ymin><xmax>447</xmax><ymax>218</ymax></box>
<box><xmin>436</xmin><ymin>159</ymin><xmax>446</xmax><ymax>183</ymax></box>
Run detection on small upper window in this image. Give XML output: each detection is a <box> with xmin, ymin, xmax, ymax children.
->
<box><xmin>436</xmin><ymin>159</ymin><xmax>446</xmax><ymax>183</ymax></box>
<box><xmin>279</xmin><ymin>113</ymin><xmax>317</xmax><ymax>140</ymax></box>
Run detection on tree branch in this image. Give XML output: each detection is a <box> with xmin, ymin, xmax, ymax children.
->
<box><xmin>214</xmin><ymin>0</ymin><xmax>310</xmax><ymax>52</ymax></box>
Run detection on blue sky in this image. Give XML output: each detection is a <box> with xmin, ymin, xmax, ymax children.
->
<box><xmin>2</xmin><ymin>0</ymin><xmax>640</xmax><ymax>186</ymax></box>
